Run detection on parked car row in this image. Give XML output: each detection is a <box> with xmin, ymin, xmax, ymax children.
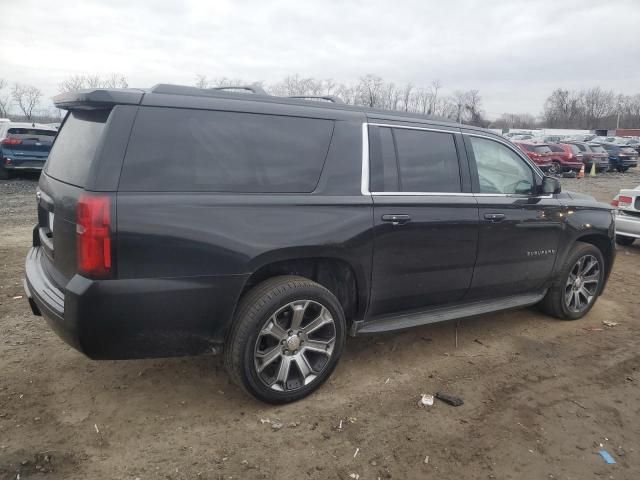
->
<box><xmin>512</xmin><ymin>138</ymin><xmax>638</xmax><ymax>174</ymax></box>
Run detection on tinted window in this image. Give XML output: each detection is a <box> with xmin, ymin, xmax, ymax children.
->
<box><xmin>120</xmin><ymin>108</ymin><xmax>334</xmax><ymax>193</ymax></box>
<box><xmin>588</xmin><ymin>145</ymin><xmax>606</xmax><ymax>153</ymax></box>
<box><xmin>548</xmin><ymin>144</ymin><xmax>563</xmax><ymax>152</ymax></box>
<box><xmin>572</xmin><ymin>143</ymin><xmax>587</xmax><ymax>152</ymax></box>
<box><xmin>7</xmin><ymin>128</ymin><xmax>56</xmax><ymax>142</ymax></box>
<box><xmin>532</xmin><ymin>145</ymin><xmax>552</xmax><ymax>154</ymax></box>
<box><xmin>568</xmin><ymin>144</ymin><xmax>581</xmax><ymax>154</ymax></box>
<box><xmin>470</xmin><ymin>137</ymin><xmax>534</xmax><ymax>195</ymax></box>
<box><xmin>45</xmin><ymin>110</ymin><xmax>110</xmax><ymax>187</ymax></box>
<box><xmin>392</xmin><ymin>128</ymin><xmax>460</xmax><ymax>192</ymax></box>
<box><xmin>369</xmin><ymin>127</ymin><xmax>398</xmax><ymax>192</ymax></box>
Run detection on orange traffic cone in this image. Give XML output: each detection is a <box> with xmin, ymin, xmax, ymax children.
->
<box><xmin>577</xmin><ymin>164</ymin><xmax>585</xmax><ymax>179</ymax></box>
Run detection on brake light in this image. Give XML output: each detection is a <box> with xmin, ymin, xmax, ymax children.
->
<box><xmin>76</xmin><ymin>194</ymin><xmax>112</xmax><ymax>278</ymax></box>
<box><xmin>618</xmin><ymin>195</ymin><xmax>633</xmax><ymax>208</ymax></box>
<box><xmin>611</xmin><ymin>198</ymin><xmax>619</xmax><ymax>207</ymax></box>
<box><xmin>1</xmin><ymin>138</ymin><xmax>22</xmax><ymax>145</ymax></box>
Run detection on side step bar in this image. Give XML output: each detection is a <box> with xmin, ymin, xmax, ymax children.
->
<box><xmin>352</xmin><ymin>291</ymin><xmax>547</xmax><ymax>335</ymax></box>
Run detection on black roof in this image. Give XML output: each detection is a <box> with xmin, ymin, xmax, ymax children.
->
<box><xmin>53</xmin><ymin>83</ymin><xmax>493</xmax><ymax>136</ymax></box>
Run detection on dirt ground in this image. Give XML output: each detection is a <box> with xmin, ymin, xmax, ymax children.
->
<box><xmin>1</xmin><ymin>171</ymin><xmax>639</xmax><ymax>480</ymax></box>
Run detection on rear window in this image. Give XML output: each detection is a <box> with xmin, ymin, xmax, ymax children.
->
<box><xmin>547</xmin><ymin>144</ymin><xmax>563</xmax><ymax>152</ymax></box>
<box><xmin>525</xmin><ymin>145</ymin><xmax>551</xmax><ymax>154</ymax></box>
<box><xmin>45</xmin><ymin>110</ymin><xmax>110</xmax><ymax>187</ymax></box>
<box><xmin>572</xmin><ymin>143</ymin><xmax>587</xmax><ymax>152</ymax></box>
<box><xmin>588</xmin><ymin>145</ymin><xmax>606</xmax><ymax>153</ymax></box>
<box><xmin>120</xmin><ymin>107</ymin><xmax>334</xmax><ymax>193</ymax></box>
<box><xmin>7</xmin><ymin>128</ymin><xmax>56</xmax><ymax>142</ymax></box>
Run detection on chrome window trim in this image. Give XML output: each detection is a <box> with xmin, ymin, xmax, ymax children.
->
<box><xmin>361</xmin><ymin>122</ymin><xmax>551</xmax><ymax>198</ymax></box>
<box><xmin>368</xmin><ymin>122</ymin><xmax>460</xmax><ymax>135</ymax></box>
<box><xmin>361</xmin><ymin>123</ymin><xmax>371</xmax><ymax>195</ymax></box>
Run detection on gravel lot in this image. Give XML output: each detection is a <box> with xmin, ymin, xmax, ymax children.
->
<box><xmin>1</xmin><ymin>171</ymin><xmax>639</xmax><ymax>479</ymax></box>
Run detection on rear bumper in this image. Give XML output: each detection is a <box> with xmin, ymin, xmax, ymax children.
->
<box><xmin>615</xmin><ymin>212</ymin><xmax>640</xmax><ymax>238</ymax></box>
<box><xmin>24</xmin><ymin>246</ymin><xmax>248</xmax><ymax>359</ymax></box>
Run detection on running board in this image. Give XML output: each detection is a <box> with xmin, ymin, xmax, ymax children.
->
<box><xmin>352</xmin><ymin>291</ymin><xmax>547</xmax><ymax>335</ymax></box>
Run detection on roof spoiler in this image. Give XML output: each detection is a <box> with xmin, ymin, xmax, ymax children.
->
<box><xmin>53</xmin><ymin>88</ymin><xmax>145</xmax><ymax>110</ymax></box>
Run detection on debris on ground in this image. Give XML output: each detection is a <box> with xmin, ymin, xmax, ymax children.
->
<box><xmin>435</xmin><ymin>392</ymin><xmax>464</xmax><ymax>406</ymax></box>
<box><xmin>418</xmin><ymin>394</ymin><xmax>434</xmax><ymax>407</ymax></box>
<box><xmin>353</xmin><ymin>447</ymin><xmax>359</xmax><ymax>458</ymax></box>
<box><xmin>271</xmin><ymin>422</ymin><xmax>283</xmax><ymax>431</ymax></box>
<box><xmin>288</xmin><ymin>422</ymin><xmax>300</xmax><ymax>428</ymax></box>
<box><xmin>349</xmin><ymin>474</ymin><xmax>360</xmax><ymax>479</ymax></box>
<box><xmin>582</xmin><ymin>327</ymin><xmax>604</xmax><ymax>332</ymax></box>
<box><xmin>424</xmin><ymin>455</ymin><xmax>430</xmax><ymax>464</ymax></box>
<box><xmin>602</xmin><ymin>320</ymin><xmax>619</xmax><ymax>327</ymax></box>
<box><xmin>260</xmin><ymin>418</ymin><xmax>270</xmax><ymax>424</ymax></box>
<box><xmin>94</xmin><ymin>424</ymin><xmax>100</xmax><ymax>434</ymax></box>
<box><xmin>12</xmin><ymin>295</ymin><xmax>22</xmax><ymax>300</ymax></box>
<box><xmin>598</xmin><ymin>449</ymin><xmax>616</xmax><ymax>464</ymax></box>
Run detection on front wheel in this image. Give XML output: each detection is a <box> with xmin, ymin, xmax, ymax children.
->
<box><xmin>539</xmin><ymin>242</ymin><xmax>605</xmax><ymax>320</ymax></box>
<box><xmin>224</xmin><ymin>276</ymin><xmax>346</xmax><ymax>403</ymax></box>
<box><xmin>616</xmin><ymin>235</ymin><xmax>635</xmax><ymax>246</ymax></box>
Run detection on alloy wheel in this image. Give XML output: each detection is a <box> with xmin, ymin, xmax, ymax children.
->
<box><xmin>564</xmin><ymin>254</ymin><xmax>600</xmax><ymax>313</ymax></box>
<box><xmin>253</xmin><ymin>300</ymin><xmax>336</xmax><ymax>392</ymax></box>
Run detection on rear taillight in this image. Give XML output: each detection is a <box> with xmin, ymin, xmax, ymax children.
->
<box><xmin>618</xmin><ymin>195</ymin><xmax>633</xmax><ymax>208</ymax></box>
<box><xmin>77</xmin><ymin>194</ymin><xmax>112</xmax><ymax>278</ymax></box>
<box><xmin>611</xmin><ymin>198</ymin><xmax>619</xmax><ymax>207</ymax></box>
<box><xmin>1</xmin><ymin>138</ymin><xmax>22</xmax><ymax>145</ymax></box>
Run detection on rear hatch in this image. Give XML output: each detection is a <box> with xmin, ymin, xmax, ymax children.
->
<box><xmin>36</xmin><ymin>109</ymin><xmax>112</xmax><ymax>286</ymax></box>
<box><xmin>2</xmin><ymin>127</ymin><xmax>56</xmax><ymax>166</ymax></box>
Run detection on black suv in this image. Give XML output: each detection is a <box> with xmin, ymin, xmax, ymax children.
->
<box><xmin>24</xmin><ymin>85</ymin><xmax>615</xmax><ymax>403</ymax></box>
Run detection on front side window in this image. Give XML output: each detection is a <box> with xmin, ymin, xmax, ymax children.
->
<box><xmin>470</xmin><ymin>137</ymin><xmax>535</xmax><ymax>195</ymax></box>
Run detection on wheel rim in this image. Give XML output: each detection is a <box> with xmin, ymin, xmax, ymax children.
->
<box><xmin>550</xmin><ymin>162</ymin><xmax>560</xmax><ymax>174</ymax></box>
<box><xmin>564</xmin><ymin>254</ymin><xmax>600</xmax><ymax>313</ymax></box>
<box><xmin>253</xmin><ymin>300</ymin><xmax>336</xmax><ymax>392</ymax></box>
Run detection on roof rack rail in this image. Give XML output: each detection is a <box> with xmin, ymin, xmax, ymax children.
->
<box><xmin>208</xmin><ymin>83</ymin><xmax>268</xmax><ymax>95</ymax></box>
<box><xmin>288</xmin><ymin>95</ymin><xmax>345</xmax><ymax>104</ymax></box>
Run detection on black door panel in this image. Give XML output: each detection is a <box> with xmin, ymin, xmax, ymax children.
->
<box><xmin>369</xmin><ymin>195</ymin><xmax>479</xmax><ymax>317</ymax></box>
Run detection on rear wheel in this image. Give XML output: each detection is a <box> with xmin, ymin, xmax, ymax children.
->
<box><xmin>616</xmin><ymin>235</ymin><xmax>635</xmax><ymax>246</ymax></box>
<box><xmin>0</xmin><ymin>164</ymin><xmax>10</xmax><ymax>180</ymax></box>
<box><xmin>224</xmin><ymin>276</ymin><xmax>346</xmax><ymax>403</ymax></box>
<box><xmin>549</xmin><ymin>161</ymin><xmax>561</xmax><ymax>175</ymax></box>
<box><xmin>540</xmin><ymin>242</ymin><xmax>605</xmax><ymax>320</ymax></box>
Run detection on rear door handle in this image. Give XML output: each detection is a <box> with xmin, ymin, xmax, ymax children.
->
<box><xmin>484</xmin><ymin>213</ymin><xmax>506</xmax><ymax>222</ymax></box>
<box><xmin>382</xmin><ymin>214</ymin><xmax>411</xmax><ymax>225</ymax></box>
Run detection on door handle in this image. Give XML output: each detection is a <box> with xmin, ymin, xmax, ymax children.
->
<box><xmin>484</xmin><ymin>213</ymin><xmax>506</xmax><ymax>222</ymax></box>
<box><xmin>382</xmin><ymin>214</ymin><xmax>411</xmax><ymax>225</ymax></box>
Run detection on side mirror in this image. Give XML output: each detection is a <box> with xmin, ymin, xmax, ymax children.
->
<box><xmin>541</xmin><ymin>176</ymin><xmax>561</xmax><ymax>195</ymax></box>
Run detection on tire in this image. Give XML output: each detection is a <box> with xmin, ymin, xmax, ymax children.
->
<box><xmin>616</xmin><ymin>235</ymin><xmax>635</xmax><ymax>246</ymax></box>
<box><xmin>549</xmin><ymin>161</ymin><xmax>561</xmax><ymax>175</ymax></box>
<box><xmin>539</xmin><ymin>242</ymin><xmax>605</xmax><ymax>320</ymax></box>
<box><xmin>0</xmin><ymin>164</ymin><xmax>10</xmax><ymax>180</ymax></box>
<box><xmin>224</xmin><ymin>275</ymin><xmax>346</xmax><ymax>404</ymax></box>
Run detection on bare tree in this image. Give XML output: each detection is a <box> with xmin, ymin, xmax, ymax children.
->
<box><xmin>195</xmin><ymin>74</ymin><xmax>209</xmax><ymax>89</ymax></box>
<box><xmin>58</xmin><ymin>73</ymin><xmax>129</xmax><ymax>93</ymax></box>
<box><xmin>11</xmin><ymin>83</ymin><xmax>42</xmax><ymax>121</ymax></box>
<box><xmin>0</xmin><ymin>79</ymin><xmax>10</xmax><ymax>117</ymax></box>
<box><xmin>357</xmin><ymin>74</ymin><xmax>384</xmax><ymax>108</ymax></box>
<box><xmin>401</xmin><ymin>83</ymin><xmax>413</xmax><ymax>111</ymax></box>
<box><xmin>428</xmin><ymin>80</ymin><xmax>441</xmax><ymax>115</ymax></box>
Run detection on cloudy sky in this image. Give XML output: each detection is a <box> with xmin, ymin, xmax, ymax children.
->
<box><xmin>1</xmin><ymin>0</ymin><xmax>639</xmax><ymax>118</ymax></box>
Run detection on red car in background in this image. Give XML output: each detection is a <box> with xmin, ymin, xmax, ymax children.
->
<box><xmin>546</xmin><ymin>143</ymin><xmax>584</xmax><ymax>174</ymax></box>
<box><xmin>513</xmin><ymin>141</ymin><xmax>553</xmax><ymax>171</ymax></box>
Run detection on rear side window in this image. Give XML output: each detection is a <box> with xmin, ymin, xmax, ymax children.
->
<box><xmin>369</xmin><ymin>127</ymin><xmax>399</xmax><ymax>192</ymax></box>
<box><xmin>568</xmin><ymin>144</ymin><xmax>581</xmax><ymax>154</ymax></box>
<box><xmin>45</xmin><ymin>110</ymin><xmax>110</xmax><ymax>187</ymax></box>
<box><xmin>572</xmin><ymin>143</ymin><xmax>587</xmax><ymax>152</ymax></box>
<box><xmin>120</xmin><ymin>108</ymin><xmax>334</xmax><ymax>193</ymax></box>
<box><xmin>548</xmin><ymin>144</ymin><xmax>563</xmax><ymax>152</ymax></box>
<box><xmin>531</xmin><ymin>145</ymin><xmax>552</xmax><ymax>154</ymax></box>
<box><xmin>392</xmin><ymin>128</ymin><xmax>461</xmax><ymax>193</ymax></box>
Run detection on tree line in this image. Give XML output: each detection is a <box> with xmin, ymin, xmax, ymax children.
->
<box><xmin>2</xmin><ymin>73</ymin><xmax>640</xmax><ymax>130</ymax></box>
<box><xmin>196</xmin><ymin>74</ymin><xmax>487</xmax><ymax>126</ymax></box>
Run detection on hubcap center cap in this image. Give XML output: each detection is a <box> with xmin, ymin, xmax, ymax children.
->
<box><xmin>574</xmin><ymin>277</ymin><xmax>583</xmax><ymax>289</ymax></box>
<box><xmin>286</xmin><ymin>334</ymin><xmax>301</xmax><ymax>351</ymax></box>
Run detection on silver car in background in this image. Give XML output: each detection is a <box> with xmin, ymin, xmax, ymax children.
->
<box><xmin>612</xmin><ymin>185</ymin><xmax>640</xmax><ymax>246</ymax></box>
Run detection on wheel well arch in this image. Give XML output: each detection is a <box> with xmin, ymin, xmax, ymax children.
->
<box><xmin>238</xmin><ymin>257</ymin><xmax>362</xmax><ymax>325</ymax></box>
